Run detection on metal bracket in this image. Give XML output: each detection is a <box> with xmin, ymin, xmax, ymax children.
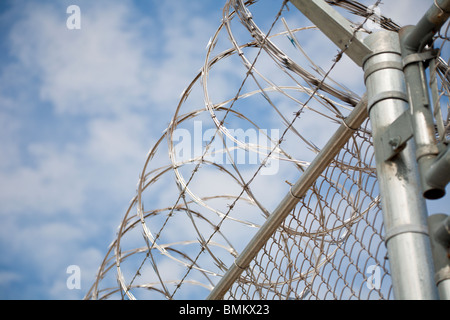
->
<box><xmin>379</xmin><ymin>110</ymin><xmax>414</xmax><ymax>161</ymax></box>
<box><xmin>367</xmin><ymin>90</ymin><xmax>408</xmax><ymax>114</ymax></box>
<box><xmin>402</xmin><ymin>48</ymin><xmax>439</xmax><ymax>68</ymax></box>
<box><xmin>288</xmin><ymin>0</ymin><xmax>372</xmax><ymax>67</ymax></box>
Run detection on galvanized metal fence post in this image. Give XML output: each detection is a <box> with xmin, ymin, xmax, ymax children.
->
<box><xmin>428</xmin><ymin>214</ymin><xmax>450</xmax><ymax>299</ymax></box>
<box><xmin>363</xmin><ymin>30</ymin><xmax>438</xmax><ymax>299</ymax></box>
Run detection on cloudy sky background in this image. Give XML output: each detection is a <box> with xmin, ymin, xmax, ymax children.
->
<box><xmin>0</xmin><ymin>0</ymin><xmax>448</xmax><ymax>299</ymax></box>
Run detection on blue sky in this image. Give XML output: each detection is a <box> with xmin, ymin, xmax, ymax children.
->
<box><xmin>0</xmin><ymin>0</ymin><xmax>448</xmax><ymax>300</ymax></box>
<box><xmin>0</xmin><ymin>0</ymin><xmax>225</xmax><ymax>299</ymax></box>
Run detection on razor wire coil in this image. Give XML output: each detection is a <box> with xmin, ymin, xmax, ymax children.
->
<box><xmin>85</xmin><ymin>0</ymin><xmax>450</xmax><ymax>300</ymax></box>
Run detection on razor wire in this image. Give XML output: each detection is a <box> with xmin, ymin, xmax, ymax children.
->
<box><xmin>85</xmin><ymin>0</ymin><xmax>450</xmax><ymax>300</ymax></box>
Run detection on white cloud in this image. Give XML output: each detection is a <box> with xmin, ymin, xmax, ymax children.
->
<box><xmin>0</xmin><ymin>144</ymin><xmax>86</xmax><ymax>215</ymax></box>
<box><xmin>0</xmin><ymin>271</ymin><xmax>22</xmax><ymax>287</ymax></box>
<box><xmin>8</xmin><ymin>1</ymin><xmax>155</xmax><ymax>116</ymax></box>
<box><xmin>377</xmin><ymin>1</ymin><xmax>431</xmax><ymax>26</ymax></box>
<box><xmin>0</xmin><ymin>0</ymin><xmax>215</xmax><ymax>217</ymax></box>
<box><xmin>0</xmin><ymin>0</ymin><xmax>221</xmax><ymax>299</ymax></box>
<box><xmin>0</xmin><ymin>217</ymin><xmax>104</xmax><ymax>299</ymax></box>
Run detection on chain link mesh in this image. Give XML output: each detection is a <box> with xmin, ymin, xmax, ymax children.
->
<box><xmin>226</xmin><ymin>120</ymin><xmax>392</xmax><ymax>300</ymax></box>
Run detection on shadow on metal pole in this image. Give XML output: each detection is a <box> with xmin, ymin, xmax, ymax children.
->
<box><xmin>363</xmin><ymin>30</ymin><xmax>438</xmax><ymax>300</ymax></box>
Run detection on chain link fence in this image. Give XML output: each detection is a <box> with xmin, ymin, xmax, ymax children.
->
<box><xmin>85</xmin><ymin>0</ymin><xmax>449</xmax><ymax>300</ymax></box>
<box><xmin>226</xmin><ymin>120</ymin><xmax>392</xmax><ymax>300</ymax></box>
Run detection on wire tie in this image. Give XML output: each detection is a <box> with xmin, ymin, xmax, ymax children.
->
<box><xmin>434</xmin><ymin>0</ymin><xmax>446</xmax><ymax>17</ymax></box>
<box><xmin>233</xmin><ymin>260</ymin><xmax>246</xmax><ymax>270</ymax></box>
<box><xmin>342</xmin><ymin>118</ymin><xmax>359</xmax><ymax>131</ymax></box>
<box><xmin>289</xmin><ymin>185</ymin><xmax>303</xmax><ymax>200</ymax></box>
